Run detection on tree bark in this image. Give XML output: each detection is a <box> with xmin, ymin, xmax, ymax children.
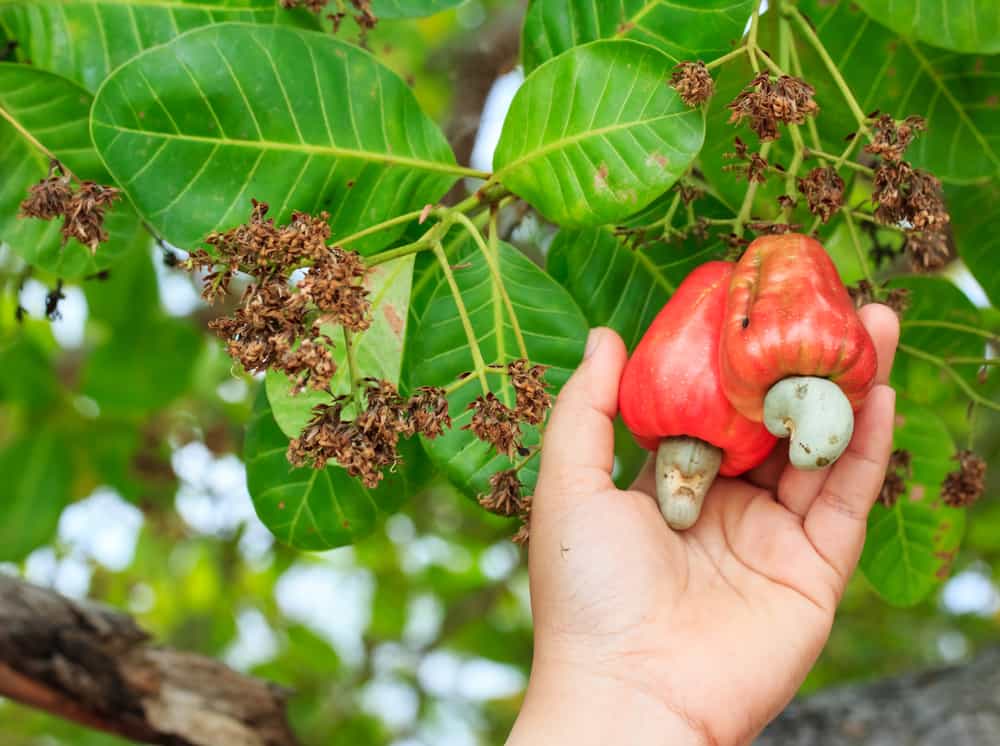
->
<box><xmin>0</xmin><ymin>575</ymin><xmax>298</xmax><ymax>746</ymax></box>
<box><xmin>757</xmin><ymin>647</ymin><xmax>1000</xmax><ymax>745</ymax></box>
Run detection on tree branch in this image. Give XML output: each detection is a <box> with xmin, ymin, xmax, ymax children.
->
<box><xmin>758</xmin><ymin>647</ymin><xmax>1000</xmax><ymax>745</ymax></box>
<box><xmin>0</xmin><ymin>575</ymin><xmax>298</xmax><ymax>746</ymax></box>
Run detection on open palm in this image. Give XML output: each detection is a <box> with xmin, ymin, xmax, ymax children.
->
<box><xmin>523</xmin><ymin>305</ymin><xmax>899</xmax><ymax>746</ymax></box>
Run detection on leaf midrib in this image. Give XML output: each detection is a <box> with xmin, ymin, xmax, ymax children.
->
<box><xmin>91</xmin><ymin>122</ymin><xmax>465</xmax><ymax>177</ymax></box>
<box><xmin>0</xmin><ymin>0</ymin><xmax>274</xmax><ymax>12</ymax></box>
<box><xmin>495</xmin><ymin>110</ymin><xmax>691</xmax><ymax>176</ymax></box>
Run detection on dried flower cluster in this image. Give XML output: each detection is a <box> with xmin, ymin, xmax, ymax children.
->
<box><xmin>861</xmin><ymin>114</ymin><xmax>952</xmax><ymax>272</ymax></box>
<box><xmin>185</xmin><ymin>201</ymin><xmax>369</xmax><ymax>394</ymax></box>
<box><xmin>848</xmin><ymin>280</ymin><xmax>911</xmax><ymax>316</ymax></box>
<box><xmin>478</xmin><ymin>469</ymin><xmax>525</xmax><ymax>517</ymax></box>
<box><xmin>19</xmin><ymin>161</ymin><xmax>121</xmax><ymax>253</ymax></box>
<box><xmin>878</xmin><ymin>449</ymin><xmax>912</xmax><ymax>508</ymax></box>
<box><xmin>281</xmin><ymin>0</ymin><xmax>376</xmax><ymax>36</ymax></box>
<box><xmin>463</xmin><ymin>360</ymin><xmax>551</xmax><ymax>457</ymax></box>
<box><xmin>871</xmin><ymin>161</ymin><xmax>949</xmax><ymax>232</ymax></box>
<box><xmin>941</xmin><ymin>450</ymin><xmax>987</xmax><ymax>508</ymax></box>
<box><xmin>797</xmin><ymin>166</ymin><xmax>844</xmax><ymax>223</ymax></box>
<box><xmin>865</xmin><ymin>114</ymin><xmax>926</xmax><ymax>162</ymax></box>
<box><xmin>723</xmin><ymin>136</ymin><xmax>777</xmax><ymax>183</ymax></box>
<box><xmin>288</xmin><ymin>379</ymin><xmax>450</xmax><ymax>487</ymax></box>
<box><xmin>728</xmin><ymin>72</ymin><xmax>818</xmax><ymax>141</ymax></box>
<box><xmin>670</xmin><ymin>61</ymin><xmax>715</xmax><ymax>107</ymax></box>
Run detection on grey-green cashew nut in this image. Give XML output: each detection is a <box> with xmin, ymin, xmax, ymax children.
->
<box><xmin>655</xmin><ymin>436</ymin><xmax>723</xmax><ymax>530</ymax></box>
<box><xmin>763</xmin><ymin>376</ymin><xmax>854</xmax><ymax>470</ymax></box>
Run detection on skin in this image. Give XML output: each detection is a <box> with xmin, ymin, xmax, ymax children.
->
<box><xmin>507</xmin><ymin>304</ymin><xmax>900</xmax><ymax>746</ymax></box>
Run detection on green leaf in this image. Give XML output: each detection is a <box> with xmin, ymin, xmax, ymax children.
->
<box><xmin>521</xmin><ymin>0</ymin><xmax>755</xmax><ymax>73</ymax></box>
<box><xmin>0</xmin><ymin>0</ymin><xmax>318</xmax><ymax>92</ymax></box>
<box><xmin>244</xmin><ymin>389</ymin><xmax>414</xmax><ymax>550</ymax></box>
<box><xmin>0</xmin><ymin>63</ymin><xmax>143</xmax><ymax>279</ymax></box>
<box><xmin>90</xmin><ymin>23</ymin><xmax>461</xmax><ymax>252</ymax></box>
<box><xmin>371</xmin><ymin>0</ymin><xmax>465</xmax><ymax>18</ymax></box>
<box><xmin>0</xmin><ymin>431</ymin><xmax>72</xmax><ymax>562</ymax></box>
<box><xmin>795</xmin><ymin>0</ymin><xmax>1000</xmax><ymax>184</ymax></box>
<box><xmin>493</xmin><ymin>40</ymin><xmax>705</xmax><ymax>228</ymax></box>
<box><xmin>546</xmin><ymin>225</ymin><xmax>726</xmax><ymax>350</ymax></box>
<box><xmin>0</xmin><ymin>334</ymin><xmax>59</xmax><ymax>410</ymax></box>
<box><xmin>890</xmin><ymin>275</ymin><xmax>985</xmax><ymax>402</ymax></box>
<box><xmin>854</xmin><ymin>0</ymin><xmax>1000</xmax><ymax>55</ymax></box>
<box><xmin>860</xmin><ymin>398</ymin><xmax>965</xmax><ymax>606</ymax></box>
<box><xmin>407</xmin><ymin>241</ymin><xmax>588</xmax><ymax>497</ymax></box>
<box><xmin>82</xmin><ymin>316</ymin><xmax>203</xmax><ymax>415</ymax></box>
<box><xmin>265</xmin><ymin>255</ymin><xmax>415</xmax><ymax>438</ymax></box>
<box><xmin>947</xmin><ymin>179</ymin><xmax>1000</xmax><ymax>307</ymax></box>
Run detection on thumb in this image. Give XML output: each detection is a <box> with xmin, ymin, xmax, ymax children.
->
<box><xmin>536</xmin><ymin>327</ymin><xmax>627</xmax><ymax>496</ymax></box>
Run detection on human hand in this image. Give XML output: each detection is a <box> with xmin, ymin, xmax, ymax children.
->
<box><xmin>507</xmin><ymin>304</ymin><xmax>900</xmax><ymax>746</ymax></box>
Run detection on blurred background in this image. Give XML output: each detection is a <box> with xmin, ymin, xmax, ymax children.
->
<box><xmin>1</xmin><ymin>2</ymin><xmax>999</xmax><ymax>744</ymax></box>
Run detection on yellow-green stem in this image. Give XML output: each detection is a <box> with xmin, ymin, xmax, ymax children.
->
<box><xmin>785</xmin><ymin>5</ymin><xmax>871</xmax><ymax>139</ymax></box>
<box><xmin>449</xmin><ymin>209</ymin><xmax>528</xmax><ymax>359</ymax></box>
<box><xmin>842</xmin><ymin>210</ymin><xmax>875</xmax><ymax>286</ymax></box>
<box><xmin>706</xmin><ymin>46</ymin><xmax>747</xmax><ymax>70</ymax></box>
<box><xmin>432</xmin><ymin>240</ymin><xmax>490</xmax><ymax>395</ymax></box>
<box><xmin>0</xmin><ymin>103</ymin><xmax>78</xmax><ymax>181</ymax></box>
<box><xmin>898</xmin><ymin>343</ymin><xmax>1000</xmax><ymax>412</ymax></box>
<box><xmin>343</xmin><ymin>328</ymin><xmax>360</xmax><ymax>407</ymax></box>
<box><xmin>901</xmin><ymin>321</ymin><xmax>999</xmax><ymax>341</ymax></box>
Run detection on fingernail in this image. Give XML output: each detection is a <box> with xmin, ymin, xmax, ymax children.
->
<box><xmin>584</xmin><ymin>328</ymin><xmax>602</xmax><ymax>360</ymax></box>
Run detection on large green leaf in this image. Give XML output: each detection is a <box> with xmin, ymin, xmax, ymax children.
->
<box><xmin>546</xmin><ymin>225</ymin><xmax>726</xmax><ymax>351</ymax></box>
<box><xmin>90</xmin><ymin>23</ymin><xmax>461</xmax><ymax>252</ymax></box>
<box><xmin>795</xmin><ymin>0</ymin><xmax>1000</xmax><ymax>184</ymax></box>
<box><xmin>371</xmin><ymin>0</ymin><xmax>465</xmax><ymax>18</ymax></box>
<box><xmin>82</xmin><ymin>316</ymin><xmax>203</xmax><ymax>415</ymax></box>
<box><xmin>855</xmin><ymin>0</ymin><xmax>1000</xmax><ymax>55</ymax></box>
<box><xmin>0</xmin><ymin>431</ymin><xmax>72</xmax><ymax>562</ymax></box>
<box><xmin>266</xmin><ymin>255</ymin><xmax>415</xmax><ymax>438</ymax></box>
<box><xmin>493</xmin><ymin>40</ymin><xmax>705</xmax><ymax>228</ymax></box>
<box><xmin>860</xmin><ymin>398</ymin><xmax>965</xmax><ymax>606</ymax></box>
<box><xmin>0</xmin><ymin>63</ymin><xmax>143</xmax><ymax>278</ymax></box>
<box><xmin>889</xmin><ymin>275</ymin><xmax>986</xmax><ymax>403</ymax></box>
<box><xmin>244</xmin><ymin>390</ymin><xmax>415</xmax><ymax>550</ymax></box>
<box><xmin>521</xmin><ymin>0</ymin><xmax>755</xmax><ymax>73</ymax></box>
<box><xmin>407</xmin><ymin>241</ymin><xmax>588</xmax><ymax>497</ymax></box>
<box><xmin>0</xmin><ymin>0</ymin><xmax>317</xmax><ymax>92</ymax></box>
<box><xmin>947</xmin><ymin>180</ymin><xmax>1000</xmax><ymax>308</ymax></box>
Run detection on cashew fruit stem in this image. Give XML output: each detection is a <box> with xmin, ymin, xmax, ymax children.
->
<box><xmin>763</xmin><ymin>376</ymin><xmax>854</xmax><ymax>470</ymax></box>
<box><xmin>655</xmin><ymin>437</ymin><xmax>723</xmax><ymax>530</ymax></box>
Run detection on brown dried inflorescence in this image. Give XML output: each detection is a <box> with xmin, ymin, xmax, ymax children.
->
<box><xmin>512</xmin><ymin>492</ymin><xmax>533</xmax><ymax>545</ymax></box>
<box><xmin>670</xmin><ymin>61</ymin><xmax>715</xmax><ymax>107</ymax></box>
<box><xmin>878</xmin><ymin>449</ymin><xmax>912</xmax><ymax>508</ymax></box>
<box><xmin>508</xmin><ymin>359</ymin><xmax>551</xmax><ymax>426</ymax></box>
<box><xmin>871</xmin><ymin>161</ymin><xmax>949</xmax><ymax>231</ymax></box>
<box><xmin>463</xmin><ymin>392</ymin><xmax>523</xmax><ymax>458</ymax></box>
<box><xmin>62</xmin><ymin>181</ymin><xmax>122</xmax><ymax>251</ymax></box>
<box><xmin>192</xmin><ymin>202</ymin><xmax>372</xmax><ymax>393</ymax></box>
<box><xmin>19</xmin><ymin>162</ymin><xmax>121</xmax><ymax>254</ymax></box>
<box><xmin>287</xmin><ymin>378</ymin><xmax>453</xmax><ymax>486</ymax></box>
<box><xmin>20</xmin><ymin>175</ymin><xmax>73</xmax><ymax>220</ymax></box>
<box><xmin>847</xmin><ymin>280</ymin><xmax>911</xmax><ymax>316</ymax></box>
<box><xmin>797</xmin><ymin>166</ymin><xmax>845</xmax><ymax>223</ymax></box>
<box><xmin>299</xmin><ymin>250</ymin><xmax>371</xmax><ymax>332</ymax></box>
<box><xmin>728</xmin><ymin>72</ymin><xmax>818</xmax><ymax>141</ymax></box>
<box><xmin>905</xmin><ymin>230</ymin><xmax>952</xmax><ymax>271</ymax></box>
<box><xmin>941</xmin><ymin>450</ymin><xmax>987</xmax><ymax>508</ymax></box>
<box><xmin>406</xmin><ymin>386</ymin><xmax>451</xmax><ymax>439</ymax></box>
<box><xmin>478</xmin><ymin>469</ymin><xmax>524</xmax><ymax>517</ymax></box>
<box><xmin>865</xmin><ymin>114</ymin><xmax>926</xmax><ymax>162</ymax></box>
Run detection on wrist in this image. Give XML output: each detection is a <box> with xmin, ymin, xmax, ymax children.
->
<box><xmin>507</xmin><ymin>657</ymin><xmax>712</xmax><ymax>746</ymax></box>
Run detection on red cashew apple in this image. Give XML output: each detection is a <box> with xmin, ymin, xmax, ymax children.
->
<box><xmin>719</xmin><ymin>233</ymin><xmax>878</xmax><ymax>470</ymax></box>
<box><xmin>619</xmin><ymin>261</ymin><xmax>778</xmax><ymax>529</ymax></box>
